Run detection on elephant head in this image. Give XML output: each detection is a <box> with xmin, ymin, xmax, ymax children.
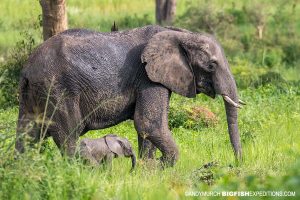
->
<box><xmin>141</xmin><ymin>30</ymin><xmax>244</xmax><ymax>160</ymax></box>
<box><xmin>105</xmin><ymin>134</ymin><xmax>136</xmax><ymax>171</ymax></box>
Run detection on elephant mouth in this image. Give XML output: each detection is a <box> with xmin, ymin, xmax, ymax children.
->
<box><xmin>196</xmin><ymin>81</ymin><xmax>216</xmax><ymax>98</ymax></box>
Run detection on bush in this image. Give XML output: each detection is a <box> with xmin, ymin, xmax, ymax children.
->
<box><xmin>282</xmin><ymin>40</ymin><xmax>300</xmax><ymax>66</ymax></box>
<box><xmin>175</xmin><ymin>3</ymin><xmax>235</xmax><ymax>35</ymax></box>
<box><xmin>185</xmin><ymin>106</ymin><xmax>218</xmax><ymax>128</ymax></box>
<box><xmin>175</xmin><ymin>1</ymin><xmax>300</xmax><ymax>69</ymax></box>
<box><xmin>212</xmin><ymin>158</ymin><xmax>300</xmax><ymax>194</ymax></box>
<box><xmin>231</xmin><ymin>59</ymin><xmax>266</xmax><ymax>89</ymax></box>
<box><xmin>0</xmin><ymin>31</ymin><xmax>37</xmax><ymax>108</ymax></box>
<box><xmin>254</xmin><ymin>71</ymin><xmax>286</xmax><ymax>88</ymax></box>
<box><xmin>168</xmin><ymin>106</ymin><xmax>189</xmax><ymax>129</ymax></box>
<box><xmin>263</xmin><ymin>47</ymin><xmax>284</xmax><ymax>68</ymax></box>
<box><xmin>169</xmin><ymin>104</ymin><xmax>218</xmax><ymax>130</ymax></box>
<box><xmin>219</xmin><ymin>38</ymin><xmax>244</xmax><ymax>58</ymax></box>
<box><xmin>240</xmin><ymin>33</ymin><xmax>252</xmax><ymax>52</ymax></box>
<box><xmin>227</xmin><ymin>6</ymin><xmax>248</xmax><ymax>25</ymax></box>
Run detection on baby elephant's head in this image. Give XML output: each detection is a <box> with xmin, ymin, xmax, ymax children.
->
<box><xmin>105</xmin><ymin>134</ymin><xmax>136</xmax><ymax>171</ymax></box>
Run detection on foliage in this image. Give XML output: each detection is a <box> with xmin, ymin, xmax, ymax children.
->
<box><xmin>175</xmin><ymin>0</ymin><xmax>300</xmax><ymax>68</ymax></box>
<box><xmin>169</xmin><ymin>105</ymin><xmax>218</xmax><ymax>130</ymax></box>
<box><xmin>0</xmin><ymin>31</ymin><xmax>38</xmax><ymax>108</ymax></box>
<box><xmin>0</xmin><ymin>0</ymin><xmax>300</xmax><ymax>199</ymax></box>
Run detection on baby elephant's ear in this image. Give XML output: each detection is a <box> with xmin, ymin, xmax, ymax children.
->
<box><xmin>105</xmin><ymin>135</ymin><xmax>124</xmax><ymax>157</ymax></box>
<box><xmin>141</xmin><ymin>31</ymin><xmax>196</xmax><ymax>98</ymax></box>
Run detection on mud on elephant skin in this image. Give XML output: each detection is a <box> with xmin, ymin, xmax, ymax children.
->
<box><xmin>15</xmin><ymin>25</ymin><xmax>244</xmax><ymax>166</ymax></box>
<box><xmin>79</xmin><ymin>134</ymin><xmax>136</xmax><ymax>171</ymax></box>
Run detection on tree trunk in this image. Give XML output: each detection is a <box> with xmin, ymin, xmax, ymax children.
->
<box><xmin>40</xmin><ymin>0</ymin><xmax>68</xmax><ymax>41</ymax></box>
<box><xmin>156</xmin><ymin>0</ymin><xmax>176</xmax><ymax>25</ymax></box>
<box><xmin>256</xmin><ymin>24</ymin><xmax>264</xmax><ymax>40</ymax></box>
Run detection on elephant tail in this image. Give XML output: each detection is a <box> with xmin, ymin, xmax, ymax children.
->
<box><xmin>130</xmin><ymin>152</ymin><xmax>136</xmax><ymax>172</ymax></box>
<box><xmin>19</xmin><ymin>76</ymin><xmax>29</xmax><ymax>105</ymax></box>
<box><xmin>15</xmin><ymin>76</ymin><xmax>30</xmax><ymax>153</ymax></box>
<box><xmin>18</xmin><ymin>75</ymin><xmax>36</xmax><ymax>112</ymax></box>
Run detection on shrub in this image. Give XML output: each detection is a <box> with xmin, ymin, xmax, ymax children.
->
<box><xmin>282</xmin><ymin>40</ymin><xmax>300</xmax><ymax>66</ymax></box>
<box><xmin>175</xmin><ymin>3</ymin><xmax>234</xmax><ymax>36</ymax></box>
<box><xmin>185</xmin><ymin>106</ymin><xmax>218</xmax><ymax>128</ymax></box>
<box><xmin>227</xmin><ymin>6</ymin><xmax>248</xmax><ymax>25</ymax></box>
<box><xmin>231</xmin><ymin>59</ymin><xmax>266</xmax><ymax>89</ymax></box>
<box><xmin>254</xmin><ymin>71</ymin><xmax>286</xmax><ymax>88</ymax></box>
<box><xmin>240</xmin><ymin>33</ymin><xmax>252</xmax><ymax>52</ymax></box>
<box><xmin>175</xmin><ymin>1</ymin><xmax>300</xmax><ymax>70</ymax></box>
<box><xmin>263</xmin><ymin>47</ymin><xmax>284</xmax><ymax>68</ymax></box>
<box><xmin>169</xmin><ymin>106</ymin><xmax>189</xmax><ymax>129</ymax></box>
<box><xmin>219</xmin><ymin>38</ymin><xmax>244</xmax><ymax>58</ymax></box>
<box><xmin>0</xmin><ymin>31</ymin><xmax>37</xmax><ymax>108</ymax></box>
<box><xmin>169</xmin><ymin>104</ymin><xmax>218</xmax><ymax>130</ymax></box>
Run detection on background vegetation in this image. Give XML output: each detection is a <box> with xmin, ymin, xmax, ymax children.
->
<box><xmin>0</xmin><ymin>0</ymin><xmax>299</xmax><ymax>199</ymax></box>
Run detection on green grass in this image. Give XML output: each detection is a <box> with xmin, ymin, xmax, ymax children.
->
<box><xmin>1</xmin><ymin>84</ymin><xmax>300</xmax><ymax>199</ymax></box>
<box><xmin>1</xmin><ymin>0</ymin><xmax>300</xmax><ymax>199</ymax></box>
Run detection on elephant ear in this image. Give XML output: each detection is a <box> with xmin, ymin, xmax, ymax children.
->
<box><xmin>104</xmin><ymin>134</ymin><xmax>124</xmax><ymax>157</ymax></box>
<box><xmin>141</xmin><ymin>31</ymin><xmax>196</xmax><ymax>98</ymax></box>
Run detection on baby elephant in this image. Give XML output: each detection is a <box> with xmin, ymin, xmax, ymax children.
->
<box><xmin>79</xmin><ymin>134</ymin><xmax>136</xmax><ymax>171</ymax></box>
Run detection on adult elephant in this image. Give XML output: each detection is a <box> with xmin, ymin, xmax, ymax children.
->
<box><xmin>15</xmin><ymin>25</ymin><xmax>243</xmax><ymax>165</ymax></box>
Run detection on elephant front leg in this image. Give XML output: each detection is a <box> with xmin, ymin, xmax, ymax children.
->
<box><xmin>103</xmin><ymin>153</ymin><xmax>114</xmax><ymax>170</ymax></box>
<box><xmin>134</xmin><ymin>84</ymin><xmax>179</xmax><ymax>167</ymax></box>
<box><xmin>138</xmin><ymin>134</ymin><xmax>157</xmax><ymax>159</ymax></box>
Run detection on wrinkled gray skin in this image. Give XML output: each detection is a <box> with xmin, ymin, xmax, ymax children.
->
<box><xmin>15</xmin><ymin>25</ymin><xmax>242</xmax><ymax>166</ymax></box>
<box><xmin>79</xmin><ymin>134</ymin><xmax>136</xmax><ymax>171</ymax></box>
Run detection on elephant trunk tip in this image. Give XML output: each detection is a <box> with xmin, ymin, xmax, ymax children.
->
<box><xmin>234</xmin><ymin>148</ymin><xmax>242</xmax><ymax>161</ymax></box>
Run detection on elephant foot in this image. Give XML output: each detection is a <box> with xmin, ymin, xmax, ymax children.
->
<box><xmin>159</xmin><ymin>149</ymin><xmax>179</xmax><ymax>168</ymax></box>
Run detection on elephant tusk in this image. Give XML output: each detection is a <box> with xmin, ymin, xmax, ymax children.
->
<box><xmin>223</xmin><ymin>95</ymin><xmax>242</xmax><ymax>108</ymax></box>
<box><xmin>239</xmin><ymin>99</ymin><xmax>246</xmax><ymax>105</ymax></box>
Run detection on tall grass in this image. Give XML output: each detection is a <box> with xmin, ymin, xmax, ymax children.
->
<box><xmin>1</xmin><ymin>84</ymin><xmax>299</xmax><ymax>199</ymax></box>
<box><xmin>0</xmin><ymin>0</ymin><xmax>300</xmax><ymax>199</ymax></box>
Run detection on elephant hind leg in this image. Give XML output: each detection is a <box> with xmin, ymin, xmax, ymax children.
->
<box><xmin>15</xmin><ymin>109</ymin><xmax>41</xmax><ymax>154</ymax></box>
<box><xmin>15</xmin><ymin>114</ymin><xmax>28</xmax><ymax>154</ymax></box>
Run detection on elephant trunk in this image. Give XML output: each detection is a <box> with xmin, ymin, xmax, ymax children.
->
<box><xmin>223</xmin><ymin>73</ymin><xmax>242</xmax><ymax>160</ymax></box>
<box><xmin>224</xmin><ymin>99</ymin><xmax>242</xmax><ymax>160</ymax></box>
<box><xmin>214</xmin><ymin>65</ymin><xmax>242</xmax><ymax>160</ymax></box>
<box><xmin>130</xmin><ymin>153</ymin><xmax>136</xmax><ymax>172</ymax></box>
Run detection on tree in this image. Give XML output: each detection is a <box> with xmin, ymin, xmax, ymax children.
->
<box><xmin>40</xmin><ymin>0</ymin><xmax>68</xmax><ymax>41</ymax></box>
<box><xmin>156</xmin><ymin>0</ymin><xmax>176</xmax><ymax>25</ymax></box>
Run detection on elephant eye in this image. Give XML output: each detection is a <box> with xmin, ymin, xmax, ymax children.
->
<box><xmin>207</xmin><ymin>61</ymin><xmax>217</xmax><ymax>72</ymax></box>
